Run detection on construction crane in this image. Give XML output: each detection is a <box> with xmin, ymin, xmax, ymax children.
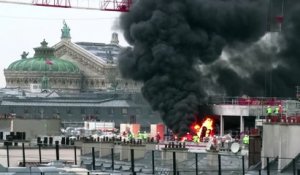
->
<box><xmin>0</xmin><ymin>0</ymin><xmax>132</xmax><ymax>12</ymax></box>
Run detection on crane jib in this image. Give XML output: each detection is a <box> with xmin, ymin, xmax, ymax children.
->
<box><xmin>0</xmin><ymin>0</ymin><xmax>131</xmax><ymax>12</ymax></box>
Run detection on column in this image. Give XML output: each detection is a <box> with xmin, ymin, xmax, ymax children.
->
<box><xmin>240</xmin><ymin>115</ymin><xmax>244</xmax><ymax>134</ymax></box>
<box><xmin>220</xmin><ymin>115</ymin><xmax>224</xmax><ymax>136</ymax></box>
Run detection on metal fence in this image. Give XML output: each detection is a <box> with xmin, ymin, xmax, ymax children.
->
<box><xmin>1</xmin><ymin>143</ymin><xmax>300</xmax><ymax>175</ymax></box>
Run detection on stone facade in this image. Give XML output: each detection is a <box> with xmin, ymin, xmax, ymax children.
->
<box><xmin>54</xmin><ymin>40</ymin><xmax>142</xmax><ymax>92</ymax></box>
<box><xmin>4</xmin><ymin>22</ymin><xmax>142</xmax><ymax>93</ymax></box>
<box><xmin>4</xmin><ymin>70</ymin><xmax>82</xmax><ymax>91</ymax></box>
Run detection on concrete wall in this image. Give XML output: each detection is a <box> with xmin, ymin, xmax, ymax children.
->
<box><xmin>261</xmin><ymin>124</ymin><xmax>280</xmax><ymax>168</ymax></box>
<box><xmin>120</xmin><ymin>144</ymin><xmax>146</xmax><ymax>161</ymax></box>
<box><xmin>0</xmin><ymin>119</ymin><xmax>11</xmax><ymax>131</ymax></box>
<box><xmin>161</xmin><ymin>148</ymin><xmax>188</xmax><ymax>161</ymax></box>
<box><xmin>81</xmin><ymin>142</ymin><xmax>100</xmax><ymax>155</ymax></box>
<box><xmin>213</xmin><ymin>105</ymin><xmax>250</xmax><ymax>116</ymax></box>
<box><xmin>278</xmin><ymin>125</ymin><xmax>300</xmax><ymax>170</ymax></box>
<box><xmin>99</xmin><ymin>142</ymin><xmax>114</xmax><ymax>158</ymax></box>
<box><xmin>261</xmin><ymin>124</ymin><xmax>300</xmax><ymax>171</ymax></box>
<box><xmin>11</xmin><ymin>119</ymin><xmax>61</xmax><ymax>140</ymax></box>
<box><xmin>0</xmin><ymin>119</ymin><xmax>61</xmax><ymax>140</ymax></box>
<box><xmin>213</xmin><ymin>105</ymin><xmax>267</xmax><ymax>117</ymax></box>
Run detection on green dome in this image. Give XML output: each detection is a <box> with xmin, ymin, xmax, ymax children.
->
<box><xmin>7</xmin><ymin>57</ymin><xmax>80</xmax><ymax>73</ymax></box>
<box><xmin>7</xmin><ymin>40</ymin><xmax>80</xmax><ymax>73</ymax></box>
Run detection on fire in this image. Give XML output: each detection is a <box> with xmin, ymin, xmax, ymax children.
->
<box><xmin>198</xmin><ymin>117</ymin><xmax>214</xmax><ymax>138</ymax></box>
<box><xmin>194</xmin><ymin>124</ymin><xmax>200</xmax><ymax>130</ymax></box>
<box><xmin>184</xmin><ymin>116</ymin><xmax>215</xmax><ymax>142</ymax></box>
<box><xmin>178</xmin><ymin>116</ymin><xmax>215</xmax><ymax>142</ymax></box>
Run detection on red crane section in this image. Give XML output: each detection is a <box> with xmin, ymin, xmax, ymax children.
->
<box><xmin>0</xmin><ymin>0</ymin><xmax>132</xmax><ymax>12</ymax></box>
<box><xmin>32</xmin><ymin>0</ymin><xmax>71</xmax><ymax>8</ymax></box>
<box><xmin>101</xmin><ymin>0</ymin><xmax>132</xmax><ymax>12</ymax></box>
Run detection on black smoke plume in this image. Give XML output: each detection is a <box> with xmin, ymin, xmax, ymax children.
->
<box><xmin>117</xmin><ymin>0</ymin><xmax>277</xmax><ymax>136</ymax></box>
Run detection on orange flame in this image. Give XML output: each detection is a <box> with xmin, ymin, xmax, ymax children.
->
<box><xmin>180</xmin><ymin>116</ymin><xmax>215</xmax><ymax>142</ymax></box>
<box><xmin>198</xmin><ymin>117</ymin><xmax>214</xmax><ymax>138</ymax></box>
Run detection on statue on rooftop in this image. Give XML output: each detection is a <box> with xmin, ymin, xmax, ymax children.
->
<box><xmin>61</xmin><ymin>20</ymin><xmax>71</xmax><ymax>40</ymax></box>
<box><xmin>21</xmin><ymin>51</ymin><xmax>29</xmax><ymax>59</ymax></box>
<box><xmin>41</xmin><ymin>75</ymin><xmax>49</xmax><ymax>91</ymax></box>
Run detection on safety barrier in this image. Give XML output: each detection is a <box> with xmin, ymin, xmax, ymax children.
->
<box><xmin>265</xmin><ymin>115</ymin><xmax>300</xmax><ymax>124</ymax></box>
<box><xmin>210</xmin><ymin>96</ymin><xmax>285</xmax><ymax>106</ymax></box>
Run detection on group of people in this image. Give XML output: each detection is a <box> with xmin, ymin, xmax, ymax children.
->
<box><xmin>122</xmin><ymin>130</ymin><xmax>161</xmax><ymax>142</ymax></box>
<box><xmin>266</xmin><ymin>104</ymin><xmax>283</xmax><ymax>116</ymax></box>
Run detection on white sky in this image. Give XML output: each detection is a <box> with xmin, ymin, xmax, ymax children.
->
<box><xmin>0</xmin><ymin>2</ymin><xmax>128</xmax><ymax>88</ymax></box>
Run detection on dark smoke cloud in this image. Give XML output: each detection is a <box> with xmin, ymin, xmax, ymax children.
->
<box><xmin>117</xmin><ymin>0</ymin><xmax>271</xmax><ymax>136</ymax></box>
<box><xmin>277</xmin><ymin>5</ymin><xmax>300</xmax><ymax>96</ymax></box>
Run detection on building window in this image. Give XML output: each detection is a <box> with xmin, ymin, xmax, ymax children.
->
<box><xmin>54</xmin><ymin>108</ymin><xmax>59</xmax><ymax>114</ymax></box>
<box><xmin>122</xmin><ymin>108</ymin><xmax>128</xmax><ymax>115</ymax></box>
<box><xmin>108</xmin><ymin>108</ymin><xmax>114</xmax><ymax>114</ymax></box>
<box><xmin>66</xmin><ymin>108</ymin><xmax>72</xmax><ymax>114</ymax></box>
<box><xmin>94</xmin><ymin>108</ymin><xmax>99</xmax><ymax>114</ymax></box>
<box><xmin>9</xmin><ymin>107</ymin><xmax>15</xmax><ymax>113</ymax></box>
<box><xmin>81</xmin><ymin>108</ymin><xmax>86</xmax><ymax>114</ymax></box>
<box><xmin>24</xmin><ymin>108</ymin><xmax>29</xmax><ymax>114</ymax></box>
<box><xmin>136</xmin><ymin>108</ymin><xmax>141</xmax><ymax>114</ymax></box>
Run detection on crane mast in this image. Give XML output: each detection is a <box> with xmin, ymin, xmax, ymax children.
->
<box><xmin>0</xmin><ymin>0</ymin><xmax>131</xmax><ymax>12</ymax></box>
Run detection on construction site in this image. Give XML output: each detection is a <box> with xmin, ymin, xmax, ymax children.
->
<box><xmin>0</xmin><ymin>0</ymin><xmax>300</xmax><ymax>174</ymax></box>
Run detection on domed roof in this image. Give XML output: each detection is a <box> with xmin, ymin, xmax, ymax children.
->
<box><xmin>7</xmin><ymin>40</ymin><xmax>80</xmax><ymax>73</ymax></box>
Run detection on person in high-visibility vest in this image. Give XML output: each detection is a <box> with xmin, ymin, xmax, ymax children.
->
<box><xmin>243</xmin><ymin>135</ymin><xmax>249</xmax><ymax>145</ymax></box>
<box><xmin>143</xmin><ymin>131</ymin><xmax>148</xmax><ymax>141</ymax></box>
<box><xmin>193</xmin><ymin>135</ymin><xmax>200</xmax><ymax>143</ymax></box>
<box><xmin>128</xmin><ymin>132</ymin><xmax>133</xmax><ymax>140</ymax></box>
<box><xmin>266</xmin><ymin>106</ymin><xmax>272</xmax><ymax>116</ymax></box>
<box><xmin>138</xmin><ymin>131</ymin><xmax>143</xmax><ymax>141</ymax></box>
<box><xmin>274</xmin><ymin>106</ymin><xmax>279</xmax><ymax>115</ymax></box>
<box><xmin>274</xmin><ymin>105</ymin><xmax>283</xmax><ymax>121</ymax></box>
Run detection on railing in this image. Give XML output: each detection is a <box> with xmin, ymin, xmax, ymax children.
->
<box><xmin>209</xmin><ymin>96</ymin><xmax>288</xmax><ymax>106</ymax></box>
<box><xmin>1</xmin><ymin>139</ymin><xmax>300</xmax><ymax>175</ymax></box>
<box><xmin>265</xmin><ymin>115</ymin><xmax>300</xmax><ymax>124</ymax></box>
